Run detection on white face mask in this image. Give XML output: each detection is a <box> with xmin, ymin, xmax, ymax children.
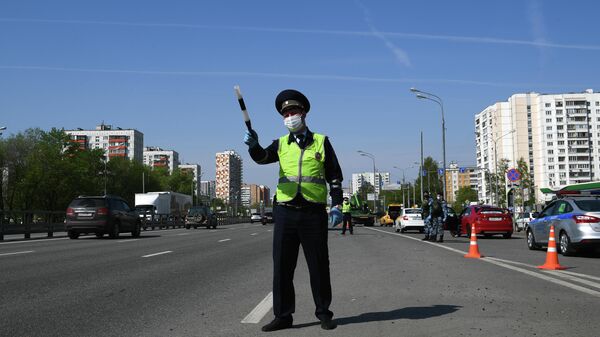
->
<box><xmin>284</xmin><ymin>114</ymin><xmax>304</xmax><ymax>132</ymax></box>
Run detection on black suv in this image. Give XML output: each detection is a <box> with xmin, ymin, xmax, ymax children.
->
<box><xmin>185</xmin><ymin>205</ymin><xmax>217</xmax><ymax>229</ymax></box>
<box><xmin>65</xmin><ymin>195</ymin><xmax>141</xmax><ymax>239</ymax></box>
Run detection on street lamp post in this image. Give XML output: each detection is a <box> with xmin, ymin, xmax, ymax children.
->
<box><xmin>411</xmin><ymin>88</ymin><xmax>447</xmax><ymax>202</ymax></box>
<box><xmin>358</xmin><ymin>151</ymin><xmax>378</xmax><ymax>212</ymax></box>
<box><xmin>103</xmin><ymin>156</ymin><xmax>108</xmax><ymax>195</ymax></box>
<box><xmin>0</xmin><ymin>126</ymin><xmax>6</xmax><ymax>137</ymax></box>
<box><xmin>491</xmin><ymin>130</ymin><xmax>515</xmax><ymax>207</ymax></box>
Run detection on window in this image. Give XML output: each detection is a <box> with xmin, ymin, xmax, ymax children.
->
<box><xmin>546</xmin><ymin>110</ymin><xmax>552</xmax><ymax>115</ymax></box>
<box><xmin>548</xmin><ymin>150</ymin><xmax>554</xmax><ymax>154</ymax></box>
<box><xmin>556</xmin><ymin>109</ymin><xmax>563</xmax><ymax>115</ymax></box>
<box><xmin>558</xmin><ymin>141</ymin><xmax>564</xmax><ymax>145</ymax></box>
<box><xmin>557</xmin><ymin>125</ymin><xmax>563</xmax><ymax>130</ymax></box>
<box><xmin>557</xmin><ymin>133</ymin><xmax>564</xmax><ymax>138</ymax></box>
<box><xmin>545</xmin><ymin>103</ymin><xmax>551</xmax><ymax>107</ymax></box>
<box><xmin>547</xmin><ymin>134</ymin><xmax>553</xmax><ymax>139</ymax></box>
<box><xmin>547</xmin><ymin>142</ymin><xmax>553</xmax><ymax>146</ymax></box>
<box><xmin>548</xmin><ymin>158</ymin><xmax>555</xmax><ymax>162</ymax></box>
<box><xmin>596</xmin><ymin>101</ymin><xmax>600</xmax><ymax>106</ymax></box>
<box><xmin>549</xmin><ymin>165</ymin><xmax>554</xmax><ymax>170</ymax></box>
<box><xmin>546</xmin><ymin>126</ymin><xmax>552</xmax><ymax>131</ymax></box>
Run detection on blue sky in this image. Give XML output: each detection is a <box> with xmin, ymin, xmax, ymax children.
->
<box><xmin>2</xmin><ymin>0</ymin><xmax>600</xmax><ymax>191</ymax></box>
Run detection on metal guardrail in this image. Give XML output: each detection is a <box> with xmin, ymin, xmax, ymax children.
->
<box><xmin>0</xmin><ymin>210</ymin><xmax>251</xmax><ymax>240</ymax></box>
<box><xmin>0</xmin><ymin>210</ymin><xmax>66</xmax><ymax>240</ymax></box>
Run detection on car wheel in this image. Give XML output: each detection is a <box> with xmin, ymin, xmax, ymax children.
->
<box><xmin>503</xmin><ymin>232</ymin><xmax>512</xmax><ymax>239</ymax></box>
<box><xmin>185</xmin><ymin>224</ymin><xmax>191</xmax><ymax>229</ymax></box>
<box><xmin>526</xmin><ymin>229</ymin><xmax>540</xmax><ymax>250</ymax></box>
<box><xmin>558</xmin><ymin>231</ymin><xmax>575</xmax><ymax>256</ymax></box>
<box><xmin>395</xmin><ymin>228</ymin><xmax>399</xmax><ymax>233</ymax></box>
<box><xmin>132</xmin><ymin>221</ymin><xmax>141</xmax><ymax>238</ymax></box>
<box><xmin>68</xmin><ymin>230</ymin><xmax>79</xmax><ymax>239</ymax></box>
<box><xmin>109</xmin><ymin>222</ymin><xmax>120</xmax><ymax>239</ymax></box>
<box><xmin>400</xmin><ymin>228</ymin><xmax>406</xmax><ymax>233</ymax></box>
<box><xmin>95</xmin><ymin>232</ymin><xmax>104</xmax><ymax>238</ymax></box>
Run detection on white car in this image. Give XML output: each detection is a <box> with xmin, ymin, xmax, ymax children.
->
<box><xmin>250</xmin><ymin>213</ymin><xmax>262</xmax><ymax>223</ymax></box>
<box><xmin>515</xmin><ymin>212</ymin><xmax>534</xmax><ymax>232</ymax></box>
<box><xmin>394</xmin><ymin>208</ymin><xmax>424</xmax><ymax>233</ymax></box>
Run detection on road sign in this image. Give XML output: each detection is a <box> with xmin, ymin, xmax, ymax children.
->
<box><xmin>438</xmin><ymin>168</ymin><xmax>444</xmax><ymax>175</ymax></box>
<box><xmin>507</xmin><ymin>168</ymin><xmax>521</xmax><ymax>182</ymax></box>
<box><xmin>459</xmin><ymin>167</ymin><xmax>466</xmax><ymax>173</ymax></box>
<box><xmin>367</xmin><ymin>193</ymin><xmax>376</xmax><ymax>201</ymax></box>
<box><xmin>422</xmin><ymin>170</ymin><xmax>427</xmax><ymax>177</ymax></box>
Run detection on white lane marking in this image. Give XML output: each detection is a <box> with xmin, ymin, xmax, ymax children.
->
<box><xmin>267</xmin><ymin>230</ymin><xmax>272</xmax><ymax>232</ymax></box>
<box><xmin>117</xmin><ymin>239</ymin><xmax>139</xmax><ymax>243</ymax></box>
<box><xmin>484</xmin><ymin>258</ymin><xmax>600</xmax><ymax>297</ymax></box>
<box><xmin>218</xmin><ymin>239</ymin><xmax>231</xmax><ymax>242</ymax></box>
<box><xmin>176</xmin><ymin>233</ymin><xmax>190</xmax><ymax>236</ymax></box>
<box><xmin>541</xmin><ymin>270</ymin><xmax>600</xmax><ymax>290</ymax></box>
<box><xmin>242</xmin><ymin>292</ymin><xmax>273</xmax><ymax>324</ymax></box>
<box><xmin>0</xmin><ymin>250</ymin><xmax>34</xmax><ymax>257</ymax></box>
<box><xmin>209</xmin><ymin>230</ymin><xmax>216</xmax><ymax>233</ymax></box>
<box><xmin>0</xmin><ymin>238</ymin><xmax>68</xmax><ymax>245</ymax></box>
<box><xmin>364</xmin><ymin>227</ymin><xmax>600</xmax><ymax>298</ymax></box>
<box><xmin>142</xmin><ymin>251</ymin><xmax>173</xmax><ymax>258</ymax></box>
<box><xmin>250</xmin><ymin>233</ymin><xmax>258</xmax><ymax>236</ymax></box>
<box><xmin>554</xmin><ymin>269</ymin><xmax>600</xmax><ymax>282</ymax></box>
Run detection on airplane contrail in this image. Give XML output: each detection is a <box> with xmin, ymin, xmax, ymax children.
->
<box><xmin>0</xmin><ymin>65</ymin><xmax>587</xmax><ymax>88</ymax></box>
<box><xmin>1</xmin><ymin>18</ymin><xmax>600</xmax><ymax>51</ymax></box>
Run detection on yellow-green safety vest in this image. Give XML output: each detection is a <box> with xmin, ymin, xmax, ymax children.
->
<box><xmin>342</xmin><ymin>202</ymin><xmax>351</xmax><ymax>213</ymax></box>
<box><xmin>276</xmin><ymin>133</ymin><xmax>327</xmax><ymax>204</ymax></box>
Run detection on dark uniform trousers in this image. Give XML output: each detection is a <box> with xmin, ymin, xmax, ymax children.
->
<box><xmin>272</xmin><ymin>203</ymin><xmax>333</xmax><ymax>321</ymax></box>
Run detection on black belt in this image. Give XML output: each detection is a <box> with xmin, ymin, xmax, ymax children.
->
<box><xmin>277</xmin><ymin>202</ymin><xmax>325</xmax><ymax>210</ymax></box>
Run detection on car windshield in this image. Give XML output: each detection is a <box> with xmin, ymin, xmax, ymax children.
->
<box><xmin>264</xmin><ymin>212</ymin><xmax>273</xmax><ymax>217</ymax></box>
<box><xmin>69</xmin><ymin>198</ymin><xmax>106</xmax><ymax>207</ymax></box>
<box><xmin>405</xmin><ymin>209</ymin><xmax>421</xmax><ymax>214</ymax></box>
<box><xmin>388</xmin><ymin>206</ymin><xmax>402</xmax><ymax>212</ymax></box>
<box><xmin>188</xmin><ymin>207</ymin><xmax>204</xmax><ymax>216</ymax></box>
<box><xmin>251</xmin><ymin>213</ymin><xmax>261</xmax><ymax>216</ymax></box>
<box><xmin>574</xmin><ymin>199</ymin><xmax>600</xmax><ymax>211</ymax></box>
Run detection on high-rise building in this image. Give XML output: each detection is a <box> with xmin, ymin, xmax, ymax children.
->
<box><xmin>241</xmin><ymin>183</ymin><xmax>271</xmax><ymax>207</ymax></box>
<box><xmin>143</xmin><ymin>147</ymin><xmax>179</xmax><ymax>173</ymax></box>
<box><xmin>200</xmin><ymin>180</ymin><xmax>216</xmax><ymax>199</ymax></box>
<box><xmin>215</xmin><ymin>150</ymin><xmax>243</xmax><ymax>207</ymax></box>
<box><xmin>65</xmin><ymin>123</ymin><xmax>143</xmax><ymax>163</ymax></box>
<box><xmin>351</xmin><ymin>172</ymin><xmax>390</xmax><ymax>194</ymax></box>
<box><xmin>179</xmin><ymin>164</ymin><xmax>201</xmax><ymax>200</ymax></box>
<box><xmin>475</xmin><ymin>89</ymin><xmax>600</xmax><ymax>203</ymax></box>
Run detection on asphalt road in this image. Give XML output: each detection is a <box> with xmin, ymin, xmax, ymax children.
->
<box><xmin>1</xmin><ymin>223</ymin><xmax>599</xmax><ymax>337</ymax></box>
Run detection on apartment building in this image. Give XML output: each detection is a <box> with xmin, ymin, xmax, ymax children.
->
<box><xmin>475</xmin><ymin>89</ymin><xmax>600</xmax><ymax>203</ymax></box>
<box><xmin>200</xmin><ymin>180</ymin><xmax>216</xmax><ymax>199</ymax></box>
<box><xmin>65</xmin><ymin>123</ymin><xmax>143</xmax><ymax>163</ymax></box>
<box><xmin>179</xmin><ymin>164</ymin><xmax>201</xmax><ymax>199</ymax></box>
<box><xmin>215</xmin><ymin>150</ymin><xmax>243</xmax><ymax>207</ymax></box>
<box><xmin>351</xmin><ymin>172</ymin><xmax>391</xmax><ymax>195</ymax></box>
<box><xmin>444</xmin><ymin>162</ymin><xmax>477</xmax><ymax>203</ymax></box>
<box><xmin>241</xmin><ymin>184</ymin><xmax>271</xmax><ymax>207</ymax></box>
<box><xmin>143</xmin><ymin>147</ymin><xmax>179</xmax><ymax>173</ymax></box>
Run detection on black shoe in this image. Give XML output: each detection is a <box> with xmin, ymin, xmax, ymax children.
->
<box><xmin>261</xmin><ymin>318</ymin><xmax>293</xmax><ymax>332</ymax></box>
<box><xmin>437</xmin><ymin>237</ymin><xmax>444</xmax><ymax>242</ymax></box>
<box><xmin>421</xmin><ymin>236</ymin><xmax>430</xmax><ymax>241</ymax></box>
<box><xmin>429</xmin><ymin>236</ymin><xmax>437</xmax><ymax>241</ymax></box>
<box><xmin>320</xmin><ymin>318</ymin><xmax>337</xmax><ymax>330</ymax></box>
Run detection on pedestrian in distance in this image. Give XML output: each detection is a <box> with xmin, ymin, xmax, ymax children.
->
<box><xmin>244</xmin><ymin>89</ymin><xmax>343</xmax><ymax>332</ymax></box>
<box><xmin>429</xmin><ymin>191</ymin><xmax>448</xmax><ymax>242</ymax></box>
<box><xmin>341</xmin><ymin>196</ymin><xmax>353</xmax><ymax>235</ymax></box>
<box><xmin>421</xmin><ymin>191</ymin><xmax>432</xmax><ymax>240</ymax></box>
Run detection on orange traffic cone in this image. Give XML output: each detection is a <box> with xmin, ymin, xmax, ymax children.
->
<box><xmin>537</xmin><ymin>225</ymin><xmax>567</xmax><ymax>270</ymax></box>
<box><xmin>464</xmin><ymin>224</ymin><xmax>483</xmax><ymax>258</ymax></box>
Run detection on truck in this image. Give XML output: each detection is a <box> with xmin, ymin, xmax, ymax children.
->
<box><xmin>134</xmin><ymin>191</ymin><xmax>192</xmax><ymax>230</ymax></box>
<box><xmin>350</xmin><ymin>194</ymin><xmax>375</xmax><ymax>226</ymax></box>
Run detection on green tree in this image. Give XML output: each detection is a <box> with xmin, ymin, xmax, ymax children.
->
<box><xmin>414</xmin><ymin>156</ymin><xmax>440</xmax><ymax>206</ymax></box>
<box><xmin>453</xmin><ymin>186</ymin><xmax>478</xmax><ymax>211</ymax></box>
<box><xmin>516</xmin><ymin>157</ymin><xmax>536</xmax><ymax>208</ymax></box>
<box><xmin>492</xmin><ymin>158</ymin><xmax>509</xmax><ymax>207</ymax></box>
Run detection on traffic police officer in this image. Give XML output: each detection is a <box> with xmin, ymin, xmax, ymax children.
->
<box><xmin>421</xmin><ymin>191</ymin><xmax>432</xmax><ymax>240</ymax></box>
<box><xmin>244</xmin><ymin>89</ymin><xmax>343</xmax><ymax>332</ymax></box>
<box><xmin>341</xmin><ymin>197</ymin><xmax>353</xmax><ymax>235</ymax></box>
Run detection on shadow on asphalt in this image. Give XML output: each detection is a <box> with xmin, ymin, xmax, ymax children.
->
<box><xmin>294</xmin><ymin>305</ymin><xmax>461</xmax><ymax>328</ymax></box>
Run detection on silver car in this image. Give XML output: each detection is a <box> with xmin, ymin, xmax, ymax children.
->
<box><xmin>394</xmin><ymin>208</ymin><xmax>424</xmax><ymax>233</ymax></box>
<box><xmin>527</xmin><ymin>197</ymin><xmax>600</xmax><ymax>255</ymax></box>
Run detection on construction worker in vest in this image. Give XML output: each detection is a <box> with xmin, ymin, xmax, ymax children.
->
<box><xmin>244</xmin><ymin>89</ymin><xmax>343</xmax><ymax>332</ymax></box>
<box><xmin>341</xmin><ymin>197</ymin><xmax>353</xmax><ymax>235</ymax></box>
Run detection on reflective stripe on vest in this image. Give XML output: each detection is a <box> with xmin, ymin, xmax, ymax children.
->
<box><xmin>276</xmin><ymin>133</ymin><xmax>327</xmax><ymax>204</ymax></box>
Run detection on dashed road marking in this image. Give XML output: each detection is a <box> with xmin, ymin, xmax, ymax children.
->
<box><xmin>242</xmin><ymin>292</ymin><xmax>273</xmax><ymax>324</ymax></box>
<box><xmin>142</xmin><ymin>251</ymin><xmax>173</xmax><ymax>258</ymax></box>
<box><xmin>250</xmin><ymin>233</ymin><xmax>258</xmax><ymax>236</ymax></box>
<box><xmin>117</xmin><ymin>239</ymin><xmax>139</xmax><ymax>243</ymax></box>
<box><xmin>0</xmin><ymin>250</ymin><xmax>34</xmax><ymax>257</ymax></box>
<box><xmin>176</xmin><ymin>233</ymin><xmax>190</xmax><ymax>236</ymax></box>
<box><xmin>218</xmin><ymin>239</ymin><xmax>231</xmax><ymax>242</ymax></box>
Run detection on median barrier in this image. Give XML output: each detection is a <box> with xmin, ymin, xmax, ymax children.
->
<box><xmin>0</xmin><ymin>210</ymin><xmax>66</xmax><ymax>240</ymax></box>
